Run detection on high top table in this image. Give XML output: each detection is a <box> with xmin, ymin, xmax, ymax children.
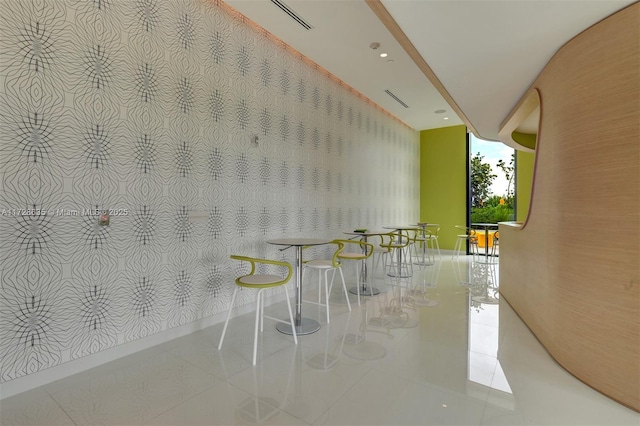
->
<box><xmin>343</xmin><ymin>230</ymin><xmax>387</xmax><ymax>297</ymax></box>
<box><xmin>267</xmin><ymin>238</ymin><xmax>331</xmax><ymax>335</ymax></box>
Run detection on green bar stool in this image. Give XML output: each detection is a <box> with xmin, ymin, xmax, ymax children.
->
<box><xmin>218</xmin><ymin>255</ymin><xmax>297</xmax><ymax>365</ymax></box>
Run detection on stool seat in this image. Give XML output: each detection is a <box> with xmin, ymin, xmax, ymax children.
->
<box><xmin>305</xmin><ymin>259</ymin><xmax>334</xmax><ymax>268</ymax></box>
<box><xmin>238</xmin><ymin>274</ymin><xmax>285</xmax><ymax>287</ymax></box>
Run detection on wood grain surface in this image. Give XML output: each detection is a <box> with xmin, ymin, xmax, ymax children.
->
<box><xmin>498</xmin><ymin>3</ymin><xmax>640</xmax><ymax>412</ymax></box>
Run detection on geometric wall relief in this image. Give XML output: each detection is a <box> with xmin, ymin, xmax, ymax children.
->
<box><xmin>0</xmin><ymin>262</ymin><xmax>70</xmax><ymax>381</ymax></box>
<box><xmin>0</xmin><ymin>0</ymin><xmax>77</xmax><ymax>380</ymax></box>
<box><xmin>67</xmin><ymin>279</ymin><xmax>122</xmax><ymax>360</ymax></box>
<box><xmin>121</xmin><ymin>255</ymin><xmax>164</xmax><ymax>342</ymax></box>
<box><xmin>0</xmin><ymin>0</ymin><xmax>419</xmax><ymax>382</ymax></box>
<box><xmin>166</xmin><ymin>253</ymin><xmax>200</xmax><ymax>328</ymax></box>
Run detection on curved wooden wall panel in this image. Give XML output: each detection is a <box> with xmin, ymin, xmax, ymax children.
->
<box><xmin>499</xmin><ymin>3</ymin><xmax>640</xmax><ymax>411</ymax></box>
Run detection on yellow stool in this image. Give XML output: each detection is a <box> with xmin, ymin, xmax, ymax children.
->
<box><xmin>218</xmin><ymin>255</ymin><xmax>297</xmax><ymax>365</ymax></box>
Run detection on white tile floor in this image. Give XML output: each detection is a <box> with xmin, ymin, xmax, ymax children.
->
<box><xmin>1</xmin><ymin>256</ymin><xmax>638</xmax><ymax>426</ymax></box>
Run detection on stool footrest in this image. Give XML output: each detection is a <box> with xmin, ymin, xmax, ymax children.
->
<box><xmin>302</xmin><ymin>299</ymin><xmax>328</xmax><ymax>307</ymax></box>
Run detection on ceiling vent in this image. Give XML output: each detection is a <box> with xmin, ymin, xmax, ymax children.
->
<box><xmin>270</xmin><ymin>0</ymin><xmax>313</xmax><ymax>30</ymax></box>
<box><xmin>384</xmin><ymin>90</ymin><xmax>409</xmax><ymax>108</ymax></box>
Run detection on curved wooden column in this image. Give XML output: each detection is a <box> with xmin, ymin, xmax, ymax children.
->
<box><xmin>498</xmin><ymin>3</ymin><xmax>640</xmax><ymax>411</ymax></box>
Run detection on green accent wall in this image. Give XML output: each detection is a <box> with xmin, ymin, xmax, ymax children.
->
<box><xmin>512</xmin><ymin>131</ymin><xmax>537</xmax><ymax>150</ymax></box>
<box><xmin>516</xmin><ymin>150</ymin><xmax>535</xmax><ymax>222</ymax></box>
<box><xmin>420</xmin><ymin>125</ymin><xmax>468</xmax><ymax>250</ymax></box>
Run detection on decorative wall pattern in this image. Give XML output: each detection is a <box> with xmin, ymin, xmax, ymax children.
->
<box><xmin>0</xmin><ymin>0</ymin><xmax>419</xmax><ymax>383</ymax></box>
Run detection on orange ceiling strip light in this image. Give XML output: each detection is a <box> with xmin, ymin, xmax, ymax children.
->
<box><xmin>211</xmin><ymin>0</ymin><xmax>413</xmax><ymax>130</ymax></box>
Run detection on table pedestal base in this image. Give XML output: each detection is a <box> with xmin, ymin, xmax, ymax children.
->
<box><xmin>277</xmin><ymin>317</ymin><xmax>320</xmax><ymax>335</ymax></box>
<box><xmin>413</xmin><ymin>298</ymin><xmax>439</xmax><ymax>307</ymax></box>
<box><xmin>386</xmin><ymin>271</ymin><xmax>412</xmax><ymax>278</ymax></box>
<box><xmin>349</xmin><ymin>286</ymin><xmax>380</xmax><ymax>296</ymax></box>
<box><xmin>413</xmin><ymin>250</ymin><xmax>433</xmax><ymax>266</ymax></box>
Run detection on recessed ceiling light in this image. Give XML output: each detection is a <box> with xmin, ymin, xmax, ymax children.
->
<box><xmin>435</xmin><ymin>109</ymin><xmax>446</xmax><ymax>114</ymax></box>
<box><xmin>380</xmin><ymin>53</ymin><xmax>388</xmax><ymax>58</ymax></box>
<box><xmin>444</xmin><ymin>117</ymin><xmax>449</xmax><ymax>120</ymax></box>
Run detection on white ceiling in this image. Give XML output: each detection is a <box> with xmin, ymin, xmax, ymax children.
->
<box><xmin>224</xmin><ymin>0</ymin><xmax>636</xmax><ymax>140</ymax></box>
<box><xmin>225</xmin><ymin>0</ymin><xmax>460</xmax><ymax>131</ymax></box>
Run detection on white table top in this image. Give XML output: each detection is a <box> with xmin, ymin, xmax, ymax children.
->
<box><xmin>383</xmin><ymin>226</ymin><xmax>417</xmax><ymax>230</ymax></box>
<box><xmin>267</xmin><ymin>238</ymin><xmax>332</xmax><ymax>246</ymax></box>
<box><xmin>471</xmin><ymin>223</ymin><xmax>499</xmax><ymax>228</ymax></box>
<box><xmin>343</xmin><ymin>230</ymin><xmax>388</xmax><ymax>236</ymax></box>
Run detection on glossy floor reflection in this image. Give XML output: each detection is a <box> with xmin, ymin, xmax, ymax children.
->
<box><xmin>1</xmin><ymin>256</ymin><xmax>638</xmax><ymax>425</ymax></box>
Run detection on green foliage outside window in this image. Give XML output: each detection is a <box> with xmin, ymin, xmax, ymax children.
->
<box><xmin>470</xmin><ymin>152</ymin><xmax>515</xmax><ymax>223</ymax></box>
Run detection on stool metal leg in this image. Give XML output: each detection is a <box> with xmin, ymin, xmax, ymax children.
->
<box><xmin>218</xmin><ymin>287</ymin><xmax>239</xmax><ymax>350</ymax></box>
<box><xmin>284</xmin><ymin>287</ymin><xmax>298</xmax><ymax>345</ymax></box>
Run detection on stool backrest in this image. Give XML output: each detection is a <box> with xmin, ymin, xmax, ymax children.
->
<box><xmin>229</xmin><ymin>255</ymin><xmax>293</xmax><ymax>287</ymax></box>
<box><xmin>333</xmin><ymin>239</ymin><xmax>374</xmax><ymax>259</ymax></box>
<box><xmin>380</xmin><ymin>230</ymin><xmax>411</xmax><ymax>248</ymax></box>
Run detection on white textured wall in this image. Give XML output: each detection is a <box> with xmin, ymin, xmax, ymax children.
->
<box><xmin>0</xmin><ymin>0</ymin><xmax>419</xmax><ymax>384</ymax></box>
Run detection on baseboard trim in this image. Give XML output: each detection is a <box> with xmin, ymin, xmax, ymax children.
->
<box><xmin>0</xmin><ymin>291</ymin><xmax>289</xmax><ymax>400</ymax></box>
